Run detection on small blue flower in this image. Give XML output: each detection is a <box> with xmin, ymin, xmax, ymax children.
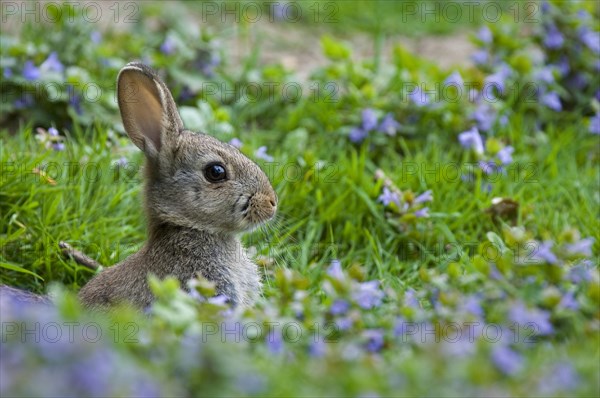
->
<box><xmin>444</xmin><ymin>71</ymin><xmax>464</xmax><ymax>88</ymax></box>
<box><xmin>555</xmin><ymin>57</ymin><xmax>570</xmax><ymax>76</ymax></box>
<box><xmin>229</xmin><ymin>138</ymin><xmax>243</xmax><ymax>149</ymax></box>
<box><xmin>40</xmin><ymin>52</ymin><xmax>64</xmax><ymax>73</ymax></box>
<box><xmin>484</xmin><ymin>64</ymin><xmax>512</xmax><ymax>95</ymax></box>
<box><xmin>413</xmin><ymin>190</ymin><xmax>432</xmax><ymax>204</ymax></box>
<box><xmin>544</xmin><ymin>24</ymin><xmax>564</xmax><ymax>49</ymax></box>
<box><xmin>408</xmin><ymin>87</ymin><xmax>430</xmax><ymax>107</ymax></box>
<box><xmin>363</xmin><ymin>329</ymin><xmax>385</xmax><ymax>353</ymax></box>
<box><xmin>308</xmin><ymin>337</ymin><xmax>327</xmax><ymax>358</ymax></box>
<box><xmin>470</xmin><ymin>103</ymin><xmax>497</xmax><ymax>132</ymax></box>
<box><xmin>48</xmin><ymin>127</ymin><xmax>59</xmax><ymax>136</ymax></box>
<box><xmin>537</xmin><ymin>361</ymin><xmax>580</xmax><ymax>394</ymax></box>
<box><xmin>564</xmin><ymin>237</ymin><xmax>594</xmax><ymax>257</ymax></box>
<box><xmin>330</xmin><ymin>299</ymin><xmax>350</xmax><ymax>315</ymax></box>
<box><xmin>477</xmin><ymin>26</ymin><xmax>493</xmax><ymax>44</ymax></box>
<box><xmin>496</xmin><ymin>146</ymin><xmax>514</xmax><ymax>165</ymax></box>
<box><xmin>403</xmin><ymin>289</ymin><xmax>420</xmax><ymax>309</ymax></box>
<box><xmin>531</xmin><ymin>240</ymin><xmax>558</xmax><ymax>264</ymax></box>
<box><xmin>327</xmin><ymin>259</ymin><xmax>344</xmax><ymax>280</ymax></box>
<box><xmin>378</xmin><ymin>186</ymin><xmax>400</xmax><ymax>207</ymax></box>
<box><xmin>377</xmin><ymin>113</ymin><xmax>401</xmax><ymax>136</ymax></box>
<box><xmin>558</xmin><ymin>291</ymin><xmax>579</xmax><ymax>311</ymax></box>
<box><xmin>578</xmin><ymin>27</ymin><xmax>600</xmax><ymax>53</ymax></box>
<box><xmin>414</xmin><ymin>207</ymin><xmax>429</xmax><ymax>218</ymax></box>
<box><xmin>471</xmin><ymin>50</ymin><xmax>489</xmax><ymax>65</ymax></box>
<box><xmin>91</xmin><ymin>31</ymin><xmax>102</xmax><ymax>44</ymax></box>
<box><xmin>509</xmin><ymin>302</ymin><xmax>553</xmax><ymax>335</ymax></box>
<box><xmin>265</xmin><ymin>329</ymin><xmax>284</xmax><ymax>354</ymax></box>
<box><xmin>568</xmin><ymin>261</ymin><xmax>594</xmax><ymax>284</ymax></box>
<box><xmin>52</xmin><ymin>143</ymin><xmax>65</xmax><ymax>151</ymax></box>
<box><xmin>541</xmin><ymin>91</ymin><xmax>562</xmax><ymax>111</ymax></box>
<box><xmin>361</xmin><ymin>108</ymin><xmax>378</xmax><ymax>131</ymax></box>
<box><xmin>458</xmin><ymin>126</ymin><xmax>485</xmax><ymax>155</ymax></box>
<box><xmin>352</xmin><ymin>280</ymin><xmax>384</xmax><ymax>309</ymax></box>
<box><xmin>590</xmin><ymin>113</ymin><xmax>600</xmax><ymax>135</ymax></box>
<box><xmin>254</xmin><ymin>146</ymin><xmax>274</xmax><ymax>162</ymax></box>
<box><xmin>160</xmin><ymin>36</ymin><xmax>176</xmax><ymax>55</ymax></box>
<box><xmin>3</xmin><ymin>67</ymin><xmax>12</xmax><ymax>78</ymax></box>
<box><xmin>491</xmin><ymin>345</ymin><xmax>523</xmax><ymax>375</ymax></box>
<box><xmin>535</xmin><ymin>67</ymin><xmax>555</xmax><ymax>84</ymax></box>
<box><xmin>23</xmin><ymin>61</ymin><xmax>40</xmax><ymax>81</ymax></box>
<box><xmin>349</xmin><ymin>127</ymin><xmax>368</xmax><ymax>143</ymax></box>
<box><xmin>461</xmin><ymin>295</ymin><xmax>484</xmax><ymax>318</ymax></box>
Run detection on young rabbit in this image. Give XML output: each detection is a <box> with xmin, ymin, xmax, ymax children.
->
<box><xmin>78</xmin><ymin>62</ymin><xmax>277</xmax><ymax>310</ymax></box>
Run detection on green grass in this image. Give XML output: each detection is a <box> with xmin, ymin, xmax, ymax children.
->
<box><xmin>2</xmin><ymin>114</ymin><xmax>598</xmax><ymax>293</ymax></box>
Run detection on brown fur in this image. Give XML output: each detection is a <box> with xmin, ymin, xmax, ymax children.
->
<box><xmin>78</xmin><ymin>63</ymin><xmax>277</xmax><ymax>310</ymax></box>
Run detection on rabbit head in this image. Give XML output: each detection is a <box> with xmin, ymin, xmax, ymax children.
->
<box><xmin>117</xmin><ymin>63</ymin><xmax>277</xmax><ymax>234</ymax></box>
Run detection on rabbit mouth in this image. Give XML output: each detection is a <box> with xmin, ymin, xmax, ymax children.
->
<box><xmin>239</xmin><ymin>193</ymin><xmax>277</xmax><ymax>229</ymax></box>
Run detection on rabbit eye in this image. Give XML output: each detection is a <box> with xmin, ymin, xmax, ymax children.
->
<box><xmin>204</xmin><ymin>163</ymin><xmax>227</xmax><ymax>183</ymax></box>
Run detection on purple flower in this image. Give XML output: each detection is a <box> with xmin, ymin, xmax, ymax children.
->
<box><xmin>254</xmin><ymin>146</ymin><xmax>274</xmax><ymax>162</ymax></box>
<box><xmin>564</xmin><ymin>237</ymin><xmax>594</xmax><ymax>257</ymax></box>
<box><xmin>471</xmin><ymin>50</ymin><xmax>489</xmax><ymax>65</ymax></box>
<box><xmin>496</xmin><ymin>146</ymin><xmax>514</xmax><ymax>165</ymax></box>
<box><xmin>90</xmin><ymin>31</ymin><xmax>102</xmax><ymax>44</ymax></box>
<box><xmin>403</xmin><ymin>289</ymin><xmax>420</xmax><ymax>309</ymax></box>
<box><xmin>336</xmin><ymin>316</ymin><xmax>353</xmax><ymax>331</ymax></box>
<box><xmin>558</xmin><ymin>291</ymin><xmax>579</xmax><ymax>311</ymax></box>
<box><xmin>531</xmin><ymin>240</ymin><xmax>558</xmax><ymax>264</ymax></box>
<box><xmin>491</xmin><ymin>346</ymin><xmax>523</xmax><ymax>375</ymax></box>
<box><xmin>308</xmin><ymin>338</ymin><xmax>327</xmax><ymax>358</ymax></box>
<box><xmin>541</xmin><ymin>91</ymin><xmax>562</xmax><ymax>111</ymax></box>
<box><xmin>377</xmin><ymin>113</ymin><xmax>401</xmax><ymax>136</ymax></box>
<box><xmin>544</xmin><ymin>24</ymin><xmax>564</xmax><ymax>49</ymax></box>
<box><xmin>160</xmin><ymin>36</ymin><xmax>176</xmax><ymax>55</ymax></box>
<box><xmin>229</xmin><ymin>138</ymin><xmax>243</xmax><ymax>148</ymax></box>
<box><xmin>579</xmin><ymin>27</ymin><xmax>600</xmax><ymax>53</ymax></box>
<box><xmin>329</xmin><ymin>299</ymin><xmax>350</xmax><ymax>315</ymax></box>
<box><xmin>378</xmin><ymin>187</ymin><xmax>400</xmax><ymax>207</ymax></box>
<box><xmin>208</xmin><ymin>295</ymin><xmax>229</xmax><ymax>306</ymax></box>
<box><xmin>590</xmin><ymin>113</ymin><xmax>600</xmax><ymax>135</ymax></box>
<box><xmin>568</xmin><ymin>262</ymin><xmax>594</xmax><ymax>284</ymax></box>
<box><xmin>478</xmin><ymin>160</ymin><xmax>499</xmax><ymax>175</ymax></box>
<box><xmin>535</xmin><ymin>67</ymin><xmax>555</xmax><ymax>84</ymax></box>
<box><xmin>477</xmin><ymin>26</ymin><xmax>493</xmax><ymax>44</ymax></box>
<box><xmin>265</xmin><ymin>329</ymin><xmax>284</xmax><ymax>354</ymax></box>
<box><xmin>485</xmin><ymin>64</ymin><xmax>512</xmax><ymax>95</ymax></box>
<box><xmin>444</xmin><ymin>71</ymin><xmax>464</xmax><ymax>88</ymax></box>
<box><xmin>408</xmin><ymin>87</ymin><xmax>430</xmax><ymax>107</ymax></box>
<box><xmin>352</xmin><ymin>280</ymin><xmax>384</xmax><ymax>309</ymax></box>
<box><xmin>40</xmin><ymin>52</ymin><xmax>64</xmax><ymax>74</ymax></box>
<box><xmin>23</xmin><ymin>61</ymin><xmax>40</xmax><ymax>81</ymax></box>
<box><xmin>461</xmin><ymin>295</ymin><xmax>484</xmax><ymax>318</ymax></box>
<box><xmin>48</xmin><ymin>127</ymin><xmax>59</xmax><ymax>136</ymax></box>
<box><xmin>509</xmin><ymin>302</ymin><xmax>553</xmax><ymax>335</ymax></box>
<box><xmin>471</xmin><ymin>103</ymin><xmax>497</xmax><ymax>132</ymax></box>
<box><xmin>14</xmin><ymin>94</ymin><xmax>34</xmax><ymax>109</ymax></box>
<box><xmin>458</xmin><ymin>126</ymin><xmax>484</xmax><ymax>155</ymax></box>
<box><xmin>414</xmin><ymin>207</ymin><xmax>429</xmax><ymax>218</ymax></box>
<box><xmin>555</xmin><ymin>57</ymin><xmax>570</xmax><ymax>76</ymax></box>
<box><xmin>3</xmin><ymin>68</ymin><xmax>12</xmax><ymax>78</ymax></box>
<box><xmin>52</xmin><ymin>143</ymin><xmax>65</xmax><ymax>151</ymax></box>
<box><xmin>363</xmin><ymin>329</ymin><xmax>385</xmax><ymax>353</ymax></box>
<box><xmin>361</xmin><ymin>108</ymin><xmax>378</xmax><ymax>131</ymax></box>
<box><xmin>538</xmin><ymin>361</ymin><xmax>579</xmax><ymax>394</ymax></box>
<box><xmin>414</xmin><ymin>190</ymin><xmax>432</xmax><ymax>204</ymax></box>
<box><xmin>327</xmin><ymin>259</ymin><xmax>344</xmax><ymax>280</ymax></box>
<box><xmin>349</xmin><ymin>127</ymin><xmax>368</xmax><ymax>143</ymax></box>
<box><xmin>115</xmin><ymin>156</ymin><xmax>128</xmax><ymax>167</ymax></box>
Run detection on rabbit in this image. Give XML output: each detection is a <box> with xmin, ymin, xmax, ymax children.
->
<box><xmin>78</xmin><ymin>62</ymin><xmax>277</xmax><ymax>310</ymax></box>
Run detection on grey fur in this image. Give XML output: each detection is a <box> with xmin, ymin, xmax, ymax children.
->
<box><xmin>78</xmin><ymin>63</ymin><xmax>277</xmax><ymax>310</ymax></box>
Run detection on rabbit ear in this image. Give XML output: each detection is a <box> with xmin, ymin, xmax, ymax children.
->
<box><xmin>117</xmin><ymin>63</ymin><xmax>184</xmax><ymax>158</ymax></box>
